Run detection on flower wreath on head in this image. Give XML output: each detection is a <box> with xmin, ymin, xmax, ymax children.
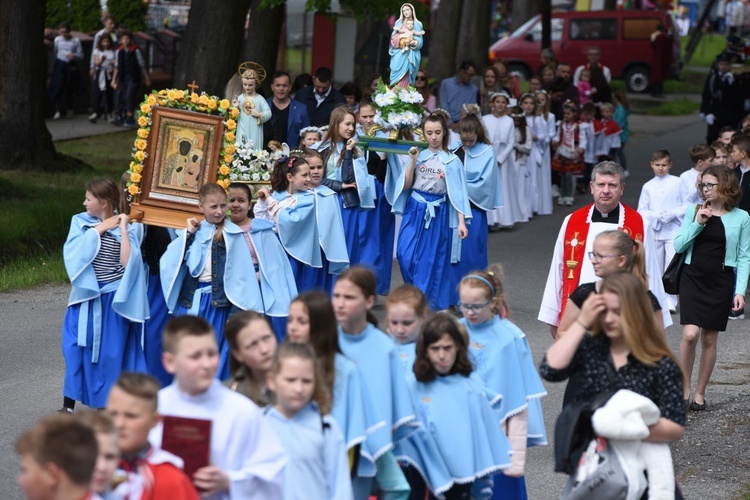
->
<box><xmin>125</xmin><ymin>89</ymin><xmax>240</xmax><ymax>202</ymax></box>
<box><xmin>299</xmin><ymin>126</ymin><xmax>323</xmax><ymax>138</ymax></box>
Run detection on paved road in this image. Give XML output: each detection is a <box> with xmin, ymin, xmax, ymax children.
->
<box><xmin>3</xmin><ymin>111</ymin><xmax>748</xmax><ymax>498</ymax></box>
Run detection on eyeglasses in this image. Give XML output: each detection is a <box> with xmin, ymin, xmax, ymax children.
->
<box><xmin>415</xmin><ymin>76</ymin><xmax>427</xmax><ymax>81</ymax></box>
<box><xmin>457</xmin><ymin>300</ymin><xmax>492</xmax><ymax>312</ymax></box>
<box><xmin>588</xmin><ymin>252</ymin><xmax>621</xmax><ymax>263</ymax></box>
<box><xmin>699</xmin><ymin>182</ymin><xmax>718</xmax><ymax>191</ymax></box>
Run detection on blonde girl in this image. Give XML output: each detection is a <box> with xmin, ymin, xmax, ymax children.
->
<box><xmin>458</xmin><ymin>267</ymin><xmax>548</xmax><ymax>497</ymax></box>
<box><xmin>265</xmin><ymin>342</ymin><xmax>353</xmax><ymax>499</ymax></box>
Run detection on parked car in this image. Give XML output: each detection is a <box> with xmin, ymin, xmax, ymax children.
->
<box><xmin>488</xmin><ymin>10</ymin><xmax>681</xmax><ymax>93</ymax></box>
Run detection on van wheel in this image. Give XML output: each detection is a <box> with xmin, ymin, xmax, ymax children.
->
<box><xmin>508</xmin><ymin>63</ymin><xmax>531</xmax><ymax>81</ymax></box>
<box><xmin>624</xmin><ymin>66</ymin><xmax>650</xmax><ymax>93</ymax></box>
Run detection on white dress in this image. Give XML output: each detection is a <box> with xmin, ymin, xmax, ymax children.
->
<box><xmin>514</xmin><ymin>124</ymin><xmax>533</xmax><ymax>221</ymax></box>
<box><xmin>534</xmin><ymin>113</ymin><xmax>556</xmax><ymax>215</ymax></box>
<box><xmin>483</xmin><ymin>114</ymin><xmax>522</xmax><ymax>227</ymax></box>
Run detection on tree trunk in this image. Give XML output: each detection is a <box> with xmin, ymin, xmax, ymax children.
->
<box><xmin>0</xmin><ymin>0</ymin><xmax>70</xmax><ymax>171</ymax></box>
<box><xmin>456</xmin><ymin>0</ymin><xmax>492</xmax><ymax>70</ymax></box>
<box><xmin>173</xmin><ymin>0</ymin><xmax>252</xmax><ymax>97</ymax></box>
<box><xmin>512</xmin><ymin>0</ymin><xmax>539</xmax><ymax>30</ymax></box>
<box><xmin>243</xmin><ymin>1</ymin><xmax>285</xmax><ymax>95</ymax></box>
<box><xmin>426</xmin><ymin>0</ymin><xmax>464</xmax><ymax>84</ymax></box>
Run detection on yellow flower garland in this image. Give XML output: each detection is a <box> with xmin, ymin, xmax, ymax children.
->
<box><xmin>125</xmin><ymin>88</ymin><xmax>237</xmax><ymax>201</ymax></box>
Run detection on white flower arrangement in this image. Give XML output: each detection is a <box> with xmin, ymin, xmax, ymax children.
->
<box><xmin>370</xmin><ymin>78</ymin><xmax>425</xmax><ymax>131</ymax></box>
<box><xmin>230</xmin><ymin>141</ymin><xmax>276</xmax><ymax>182</ymax></box>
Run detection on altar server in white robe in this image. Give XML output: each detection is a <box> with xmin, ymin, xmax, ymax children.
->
<box><xmin>149</xmin><ymin>315</ymin><xmax>287</xmax><ymax>500</ymax></box>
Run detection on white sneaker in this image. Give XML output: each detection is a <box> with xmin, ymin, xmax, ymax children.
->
<box><xmin>565</xmin><ymin>198</ymin><xmax>573</xmax><ymax>206</ymax></box>
<box><xmin>558</xmin><ymin>197</ymin><xmax>564</xmax><ymax>206</ymax></box>
<box><xmin>551</xmin><ymin>185</ymin><xmax>561</xmax><ymax>198</ymax></box>
<box><xmin>52</xmin><ymin>111</ymin><xmax>61</xmax><ymax>120</ymax></box>
<box><xmin>88</xmin><ymin>113</ymin><xmax>98</xmax><ymax>122</ymax></box>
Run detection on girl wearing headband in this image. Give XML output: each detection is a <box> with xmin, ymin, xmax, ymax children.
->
<box><xmin>458</xmin><ymin>266</ymin><xmax>549</xmax><ymax>499</ymax></box>
<box><xmin>483</xmin><ymin>91</ymin><xmax>525</xmax><ymax>229</ymax></box>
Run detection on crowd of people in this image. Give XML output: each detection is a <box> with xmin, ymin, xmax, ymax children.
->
<box><xmin>25</xmin><ymin>17</ymin><xmax>750</xmax><ymax>500</ymax></box>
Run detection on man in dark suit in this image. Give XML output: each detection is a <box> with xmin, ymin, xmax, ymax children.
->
<box><xmin>294</xmin><ymin>67</ymin><xmax>345</xmax><ymax>127</ymax></box>
<box><xmin>701</xmin><ymin>52</ymin><xmax>745</xmax><ymax>143</ymax></box>
<box><xmin>264</xmin><ymin>71</ymin><xmax>310</xmax><ymax>149</ymax></box>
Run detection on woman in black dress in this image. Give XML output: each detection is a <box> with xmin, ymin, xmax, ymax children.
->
<box><xmin>541</xmin><ymin>272</ymin><xmax>686</xmax><ymax>441</ymax></box>
<box><xmin>675</xmin><ymin>165</ymin><xmax>750</xmax><ymax>411</ymax></box>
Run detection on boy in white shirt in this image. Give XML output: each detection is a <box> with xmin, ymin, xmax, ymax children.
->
<box><xmin>679</xmin><ymin>144</ymin><xmax>715</xmax><ymax>207</ymax></box>
<box><xmin>638</xmin><ymin>149</ymin><xmax>684</xmax><ymax>312</ymax></box>
<box><xmin>149</xmin><ymin>316</ymin><xmax>287</xmax><ymax>500</ymax></box>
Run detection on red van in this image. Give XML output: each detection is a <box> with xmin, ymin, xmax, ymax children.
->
<box><xmin>488</xmin><ymin>10</ymin><xmax>681</xmax><ymax>92</ymax></box>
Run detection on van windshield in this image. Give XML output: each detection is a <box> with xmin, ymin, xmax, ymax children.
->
<box><xmin>510</xmin><ymin>15</ymin><xmax>541</xmax><ymax>38</ymax></box>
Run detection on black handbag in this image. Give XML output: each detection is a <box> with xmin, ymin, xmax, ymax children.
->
<box><xmin>662</xmin><ymin>205</ymin><xmax>700</xmax><ymax>295</ymax></box>
<box><xmin>661</xmin><ymin>252</ymin><xmax>685</xmax><ymax>295</ymax></box>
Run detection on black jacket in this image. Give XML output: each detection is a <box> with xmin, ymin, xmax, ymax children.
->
<box><xmin>294</xmin><ymin>85</ymin><xmax>346</xmax><ymax>127</ymax></box>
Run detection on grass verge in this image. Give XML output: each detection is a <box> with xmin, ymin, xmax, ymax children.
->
<box><xmin>0</xmin><ymin>131</ymin><xmax>134</xmax><ymax>292</ymax></box>
<box><xmin>633</xmin><ymin>98</ymin><xmax>700</xmax><ymax>116</ymax></box>
<box><xmin>682</xmin><ymin>34</ymin><xmax>725</xmax><ymax>68</ymax></box>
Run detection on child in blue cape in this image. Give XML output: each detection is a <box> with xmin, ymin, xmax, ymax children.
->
<box><xmin>264</xmin><ymin>342</ymin><xmax>354</xmax><ymax>500</ymax></box>
<box><xmin>407</xmin><ymin>313</ymin><xmax>513</xmax><ymax>499</ymax></box>
<box><xmin>120</xmin><ymin>172</ymin><xmax>175</xmax><ymax>388</ymax></box>
<box><xmin>286</xmin><ymin>290</ymin><xmax>383</xmax><ymax>484</ymax></box>
<box><xmin>61</xmin><ymin>178</ymin><xmax>148</xmax><ymax>411</ymax></box>
<box><xmin>357</xmin><ymin>102</ymin><xmax>395</xmax><ymax>294</ymax></box>
<box><xmin>261</xmin><ymin>152</ymin><xmax>348</xmax><ymax>295</ymax></box>
<box><xmin>314</xmin><ymin>105</ymin><xmax>377</xmax><ymax>267</ymax></box>
<box><xmin>451</xmin><ymin>113</ymin><xmax>503</xmax><ymax>305</ymax></box>
<box><xmin>393</xmin><ymin>112</ymin><xmax>472</xmax><ymax>310</ymax></box>
<box><xmin>160</xmin><ymin>183</ymin><xmax>261</xmax><ymax>380</ymax></box>
<box><xmin>458</xmin><ymin>267</ymin><xmax>549</xmax><ymax>499</ymax></box>
<box><xmin>386</xmin><ymin>284</ymin><xmax>428</xmax><ymax>372</ymax></box>
<box><xmin>227</xmin><ymin>182</ymin><xmax>297</xmax><ymax>340</ymax></box>
<box><xmin>223</xmin><ymin>311</ymin><xmax>278</xmax><ymax>407</ymax></box>
<box><xmin>385</xmin><ymin>285</ymin><xmax>455</xmax><ymax>497</ymax></box>
<box><xmin>334</xmin><ymin>267</ymin><xmax>415</xmax><ymax>499</ymax></box>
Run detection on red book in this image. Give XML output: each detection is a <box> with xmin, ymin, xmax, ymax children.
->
<box><xmin>161</xmin><ymin>416</ymin><xmax>211</xmax><ymax>479</ymax></box>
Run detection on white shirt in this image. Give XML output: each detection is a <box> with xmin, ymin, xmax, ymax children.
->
<box><xmin>53</xmin><ymin>35</ymin><xmax>83</xmax><ymax>63</ymax></box>
<box><xmin>150</xmin><ymin>380</ymin><xmax>287</xmax><ymax>500</ymax></box>
<box><xmin>314</xmin><ymin>86</ymin><xmax>332</xmax><ymax>107</ymax></box>
<box><xmin>637</xmin><ymin>174</ymin><xmax>685</xmax><ymax>241</ymax></box>
<box><xmin>678</xmin><ymin>167</ymin><xmax>702</xmax><ymax>207</ymax></box>
<box><xmin>482</xmin><ymin>114</ymin><xmax>515</xmax><ymax>165</ymax></box>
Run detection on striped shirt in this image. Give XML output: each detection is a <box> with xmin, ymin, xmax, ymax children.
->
<box><xmin>91</xmin><ymin>231</ymin><xmax>125</xmax><ymax>283</ymax></box>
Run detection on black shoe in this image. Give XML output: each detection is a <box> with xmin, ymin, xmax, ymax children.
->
<box><xmin>690</xmin><ymin>400</ymin><xmax>706</xmax><ymax>411</ymax></box>
<box><xmin>57</xmin><ymin>407</ymin><xmax>74</xmax><ymax>414</ymax></box>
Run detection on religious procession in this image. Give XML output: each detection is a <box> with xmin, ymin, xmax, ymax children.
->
<box><xmin>6</xmin><ymin>0</ymin><xmax>750</xmax><ymax>499</ymax></box>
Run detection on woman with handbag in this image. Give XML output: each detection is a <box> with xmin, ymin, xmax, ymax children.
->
<box><xmin>540</xmin><ymin>271</ymin><xmax>686</xmax><ymax>441</ymax></box>
<box><xmin>675</xmin><ymin>164</ymin><xmax>750</xmax><ymax>411</ymax></box>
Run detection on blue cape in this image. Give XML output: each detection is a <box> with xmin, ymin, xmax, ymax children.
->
<box><xmin>160</xmin><ymin>222</ymin><xmax>263</xmax><ymax>313</ymax></box>
<box><xmin>311</xmin><ymin>186</ymin><xmax>349</xmax><ymax>274</ymax></box>
<box><xmin>461</xmin><ymin>316</ymin><xmax>532</xmax><ymax>422</ymax></box>
<box><xmin>497</xmin><ymin>318</ymin><xmax>549</xmax><ymax>447</ymax></box>
<box><xmin>462</xmin><ymin>142</ymin><xmax>503</xmax><ymax>211</ymax></box>
<box><xmin>405</xmin><ymin>372</ymin><xmax>512</xmax><ymax>482</ymax></box>
<box><xmin>225</xmin><ymin>219</ymin><xmax>298</xmax><ymax>317</ymax></box>
<box><xmin>395</xmin><ymin>341</ymin><xmax>417</xmax><ymax>373</ymax></box>
<box><xmin>272</xmin><ymin>190</ymin><xmax>322</xmax><ymax>268</ymax></box>
<box><xmin>338</xmin><ymin>323</ymin><xmax>417</xmax><ymax>460</ymax></box>
<box><xmin>64</xmin><ymin>213</ymin><xmax>148</xmax><ymax>324</ymax></box>
<box><xmin>331</xmin><ymin>353</ymin><xmax>385</xmax><ymax>478</ymax></box>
